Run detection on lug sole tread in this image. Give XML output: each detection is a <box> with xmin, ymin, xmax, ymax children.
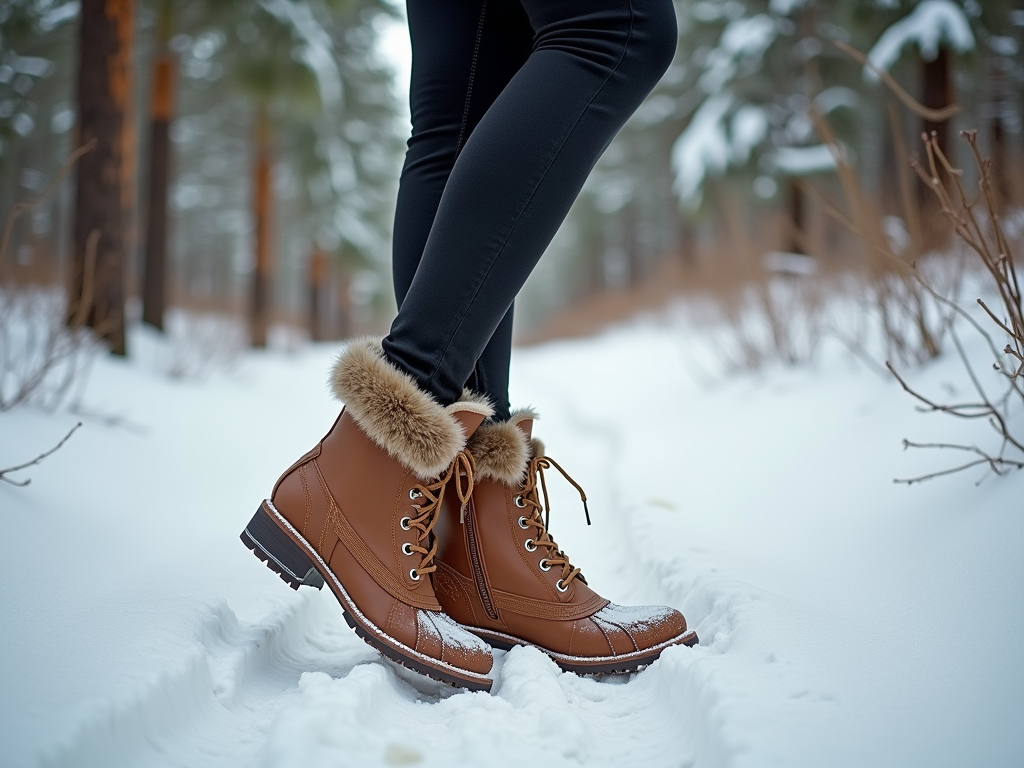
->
<box><xmin>240</xmin><ymin>502</ymin><xmax>492</xmax><ymax>692</ymax></box>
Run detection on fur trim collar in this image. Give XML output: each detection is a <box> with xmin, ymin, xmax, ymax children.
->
<box><xmin>329</xmin><ymin>337</ymin><xmax>493</xmax><ymax>479</ymax></box>
<box><xmin>466</xmin><ymin>408</ymin><xmax>539</xmax><ymax>485</ymax></box>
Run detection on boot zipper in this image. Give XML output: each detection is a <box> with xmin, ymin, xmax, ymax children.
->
<box><xmin>463</xmin><ymin>498</ymin><xmax>499</xmax><ymax>621</ymax></box>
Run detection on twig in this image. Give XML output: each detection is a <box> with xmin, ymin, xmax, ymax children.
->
<box><xmin>894</xmin><ymin>439</ymin><xmax>1023</xmax><ymax>485</ymax></box>
<box><xmin>0</xmin><ymin>422</ymin><xmax>82</xmax><ymax>487</ymax></box>
<box><xmin>832</xmin><ymin>40</ymin><xmax>959</xmax><ymax>122</ymax></box>
<box><xmin>0</xmin><ymin>140</ymin><xmax>96</xmax><ymax>269</ymax></box>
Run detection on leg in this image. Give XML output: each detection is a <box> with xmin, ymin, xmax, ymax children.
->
<box><xmin>394</xmin><ymin>0</ymin><xmax>533</xmax><ymax>419</ymax></box>
<box><xmin>384</xmin><ymin>0</ymin><xmax>677</xmax><ymax>408</ymax></box>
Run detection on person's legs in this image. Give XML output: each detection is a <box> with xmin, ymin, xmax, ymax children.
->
<box><xmin>394</xmin><ymin>0</ymin><xmax>533</xmax><ymax>420</ymax></box>
<box><xmin>384</xmin><ymin>0</ymin><xmax>677</xmax><ymax>411</ymax></box>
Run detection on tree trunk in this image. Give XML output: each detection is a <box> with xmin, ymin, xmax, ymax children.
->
<box><xmin>71</xmin><ymin>0</ymin><xmax>136</xmax><ymax>355</ymax></box>
<box><xmin>250</xmin><ymin>107</ymin><xmax>273</xmax><ymax>348</ymax></box>
<box><xmin>788</xmin><ymin>177</ymin><xmax>804</xmax><ymax>254</ymax></box>
<box><xmin>142</xmin><ymin>2</ymin><xmax>175</xmax><ymax>330</ymax></box>
<box><xmin>919</xmin><ymin>47</ymin><xmax>952</xmax><ymax>203</ymax></box>
<box><xmin>308</xmin><ymin>245</ymin><xmax>327</xmax><ymax>342</ymax></box>
<box><xmin>989</xmin><ymin>56</ymin><xmax>1010</xmax><ymax>210</ymax></box>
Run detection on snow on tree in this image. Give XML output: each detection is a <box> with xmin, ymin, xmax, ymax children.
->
<box><xmin>865</xmin><ymin>0</ymin><xmax>975</xmax><ymax>76</ymax></box>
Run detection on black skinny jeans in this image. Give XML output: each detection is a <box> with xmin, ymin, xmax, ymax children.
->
<box><xmin>383</xmin><ymin>0</ymin><xmax>677</xmax><ymax>421</ymax></box>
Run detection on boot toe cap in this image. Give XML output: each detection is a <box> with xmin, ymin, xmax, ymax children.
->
<box><xmin>594</xmin><ymin>603</ymin><xmax>690</xmax><ymax>652</ymax></box>
<box><xmin>416</xmin><ymin>609</ymin><xmax>493</xmax><ymax>676</ymax></box>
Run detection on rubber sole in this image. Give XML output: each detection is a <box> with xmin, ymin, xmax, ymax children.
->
<box><xmin>240</xmin><ymin>500</ymin><xmax>493</xmax><ymax>692</ymax></box>
<box><xmin>466</xmin><ymin>625</ymin><xmax>699</xmax><ymax>676</ymax></box>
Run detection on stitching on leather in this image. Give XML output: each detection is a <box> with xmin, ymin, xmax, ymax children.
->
<box><xmin>596</xmin><ymin>614</ymin><xmax>638</xmax><ymax>652</ymax></box>
<box><xmin>591</xmin><ymin>617</ymin><xmax>616</xmax><ymax>655</ymax></box>
<box><xmin>312</xmin><ymin>461</ymin><xmax>442</xmax><ymax>611</ymax></box>
<box><xmin>492</xmin><ymin>590</ymin><xmax>608</xmax><ymax>621</ymax></box>
<box><xmin>436</xmin><ymin>561</ymin><xmax>479</xmax><ymax>626</ymax></box>
<box><xmin>384</xmin><ymin>597</ymin><xmax>400</xmax><ymax>634</ymax></box>
<box><xmin>425</xmin><ymin>610</ymin><xmax>444</xmax><ymax>663</ymax></box>
<box><xmin>454</xmin><ymin>0</ymin><xmax>488</xmax><ymax>158</ymax></box>
<box><xmin>313</xmin><ymin>459</ymin><xmax>329</xmax><ymax>555</ymax></box>
<box><xmin>299</xmin><ymin>463</ymin><xmax>313</xmax><ymax>536</ymax></box>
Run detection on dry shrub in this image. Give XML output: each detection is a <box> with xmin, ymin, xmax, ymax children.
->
<box><xmin>887</xmin><ymin>131</ymin><xmax>1024</xmax><ymax>483</ymax></box>
<box><xmin>0</xmin><ymin>144</ymin><xmax>104</xmax><ymax>413</ymax></box>
<box><xmin>697</xmin><ymin>196</ymin><xmax>827</xmax><ymax>371</ymax></box>
<box><xmin>154</xmin><ymin>308</ymin><xmax>248</xmax><ymax>380</ymax></box>
<box><xmin>0</xmin><ymin>284</ymin><xmax>103</xmax><ymax>411</ymax></box>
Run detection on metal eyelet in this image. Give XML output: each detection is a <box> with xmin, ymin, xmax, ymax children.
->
<box><xmin>518</xmin><ymin>516</ymin><xmax>529</xmax><ymax>529</ymax></box>
<box><xmin>401</xmin><ymin>542</ymin><xmax>414</xmax><ymax>556</ymax></box>
<box><xmin>400</xmin><ymin>517</ymin><xmax>411</xmax><ymax>530</ymax></box>
<box><xmin>555</xmin><ymin>579</ymin><xmax>568</xmax><ymax>593</ymax></box>
<box><xmin>524</xmin><ymin>539</ymin><xmax>537</xmax><ymax>552</ymax></box>
<box><xmin>409</xmin><ymin>488</ymin><xmax>422</xmax><ymax>500</ymax></box>
<box><xmin>514</xmin><ymin>495</ymin><xmax>527</xmax><ymax>508</ymax></box>
<box><xmin>409</xmin><ymin>568</ymin><xmax>420</xmax><ymax>581</ymax></box>
<box><xmin>539</xmin><ymin>559</ymin><xmax>551</xmax><ymax>572</ymax></box>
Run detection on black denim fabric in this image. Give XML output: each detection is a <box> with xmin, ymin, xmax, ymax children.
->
<box><xmin>384</xmin><ymin>0</ymin><xmax>677</xmax><ymax>420</ymax></box>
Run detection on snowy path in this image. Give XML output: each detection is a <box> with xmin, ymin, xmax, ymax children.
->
<box><xmin>2</xmin><ymin>324</ymin><xmax>1022</xmax><ymax>767</ymax></box>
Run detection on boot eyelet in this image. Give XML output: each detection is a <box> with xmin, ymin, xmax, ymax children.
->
<box><xmin>409</xmin><ymin>568</ymin><xmax>420</xmax><ymax>581</ymax></box>
<box><xmin>555</xmin><ymin>579</ymin><xmax>568</xmax><ymax>593</ymax></box>
<box><xmin>524</xmin><ymin>539</ymin><xmax>537</xmax><ymax>552</ymax></box>
<box><xmin>401</xmin><ymin>542</ymin><xmax>414</xmax><ymax>556</ymax></box>
<box><xmin>409</xmin><ymin>488</ymin><xmax>422</xmax><ymax>500</ymax></box>
<box><xmin>518</xmin><ymin>516</ymin><xmax>529</xmax><ymax>529</ymax></box>
<box><xmin>514</xmin><ymin>495</ymin><xmax>527</xmax><ymax>508</ymax></box>
<box><xmin>400</xmin><ymin>516</ymin><xmax>411</xmax><ymax>530</ymax></box>
<box><xmin>539</xmin><ymin>559</ymin><xmax>551</xmax><ymax>572</ymax></box>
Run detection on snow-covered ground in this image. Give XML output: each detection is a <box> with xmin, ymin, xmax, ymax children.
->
<box><xmin>1</xmin><ymin>317</ymin><xmax>1022</xmax><ymax>768</ymax></box>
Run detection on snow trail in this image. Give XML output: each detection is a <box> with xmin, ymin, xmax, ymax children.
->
<box><xmin>2</xmin><ymin>322</ymin><xmax>1022</xmax><ymax>767</ymax></box>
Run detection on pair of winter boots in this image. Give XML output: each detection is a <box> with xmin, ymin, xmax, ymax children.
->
<box><xmin>240</xmin><ymin>339</ymin><xmax>697</xmax><ymax>691</ymax></box>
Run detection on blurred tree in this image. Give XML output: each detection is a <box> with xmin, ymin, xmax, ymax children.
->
<box><xmin>71</xmin><ymin>0</ymin><xmax>136</xmax><ymax>355</ymax></box>
<box><xmin>227</xmin><ymin>3</ymin><xmax>325</xmax><ymax>348</ymax></box>
<box><xmin>141</xmin><ymin>0</ymin><xmax>175</xmax><ymax>329</ymax></box>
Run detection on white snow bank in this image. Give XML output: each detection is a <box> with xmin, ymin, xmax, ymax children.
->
<box><xmin>1</xmin><ymin>312</ymin><xmax>1022</xmax><ymax>767</ymax></box>
<box><xmin>866</xmin><ymin>0</ymin><xmax>975</xmax><ymax>77</ymax></box>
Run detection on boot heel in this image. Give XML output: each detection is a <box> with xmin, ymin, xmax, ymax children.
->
<box><xmin>240</xmin><ymin>501</ymin><xmax>325</xmax><ymax>590</ymax></box>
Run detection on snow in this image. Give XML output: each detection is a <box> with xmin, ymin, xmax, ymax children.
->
<box><xmin>671</xmin><ymin>94</ymin><xmax>733</xmax><ymax>205</ymax></box>
<box><xmin>699</xmin><ymin>15</ymin><xmax>777</xmax><ymax>94</ymax></box>
<box><xmin>1</xmin><ymin>312</ymin><xmax>1022</xmax><ymax>767</ymax></box>
<box><xmin>769</xmin><ymin>143</ymin><xmax>837</xmax><ymax>175</ymax></box>
<box><xmin>866</xmin><ymin>0</ymin><xmax>975</xmax><ymax>77</ymax></box>
<box><xmin>729</xmin><ymin>106</ymin><xmax>768</xmax><ymax>164</ymax></box>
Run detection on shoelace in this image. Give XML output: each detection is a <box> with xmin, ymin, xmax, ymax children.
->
<box><xmin>405</xmin><ymin>449</ymin><xmax>476</xmax><ymax>580</ymax></box>
<box><xmin>515</xmin><ymin>454</ymin><xmax>591</xmax><ymax>590</ymax></box>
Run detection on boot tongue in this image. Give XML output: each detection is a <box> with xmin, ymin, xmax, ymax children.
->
<box><xmin>449</xmin><ymin>408</ymin><xmax>488</xmax><ymax>439</ymax></box>
<box><xmin>513</xmin><ymin>417</ymin><xmax>534</xmax><ymax>441</ymax></box>
<box><xmin>512</xmin><ymin>416</ymin><xmax>543</xmax><ymax>460</ymax></box>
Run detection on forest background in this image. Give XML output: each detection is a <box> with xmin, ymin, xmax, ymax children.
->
<box><xmin>0</xmin><ymin>0</ymin><xmax>1022</xmax><ymax>403</ymax></box>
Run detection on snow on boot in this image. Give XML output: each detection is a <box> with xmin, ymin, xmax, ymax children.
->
<box><xmin>433</xmin><ymin>410</ymin><xmax>697</xmax><ymax>675</ymax></box>
<box><xmin>240</xmin><ymin>338</ymin><xmax>496</xmax><ymax>691</ymax></box>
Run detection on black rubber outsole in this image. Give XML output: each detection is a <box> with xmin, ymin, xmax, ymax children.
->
<box><xmin>469</xmin><ymin>626</ymin><xmax>699</xmax><ymax>677</ymax></box>
<box><xmin>240</xmin><ymin>501</ymin><xmax>493</xmax><ymax>693</ymax></box>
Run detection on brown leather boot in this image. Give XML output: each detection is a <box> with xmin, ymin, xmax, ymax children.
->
<box><xmin>240</xmin><ymin>338</ymin><xmax>496</xmax><ymax>691</ymax></box>
<box><xmin>434</xmin><ymin>409</ymin><xmax>697</xmax><ymax>675</ymax></box>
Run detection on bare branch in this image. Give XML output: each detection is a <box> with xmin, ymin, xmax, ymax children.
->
<box><xmin>0</xmin><ymin>422</ymin><xmax>82</xmax><ymax>487</ymax></box>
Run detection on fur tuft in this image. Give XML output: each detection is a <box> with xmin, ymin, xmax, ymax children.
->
<box><xmin>467</xmin><ymin>408</ymin><xmax>539</xmax><ymax>485</ymax></box>
<box><xmin>530</xmin><ymin>437</ymin><xmax>545</xmax><ymax>459</ymax></box>
<box><xmin>453</xmin><ymin>389</ymin><xmax>495</xmax><ymax>417</ymax></box>
<box><xmin>328</xmin><ymin>338</ymin><xmax>492</xmax><ymax>479</ymax></box>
